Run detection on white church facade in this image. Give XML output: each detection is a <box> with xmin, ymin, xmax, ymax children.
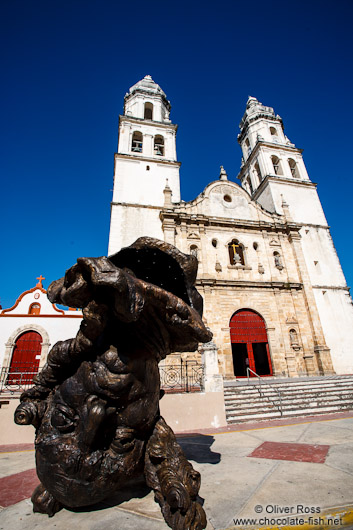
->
<box><xmin>108</xmin><ymin>75</ymin><xmax>353</xmax><ymax>378</ymax></box>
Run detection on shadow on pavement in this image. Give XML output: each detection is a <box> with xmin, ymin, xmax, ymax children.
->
<box><xmin>67</xmin><ymin>477</ymin><xmax>151</xmax><ymax>512</ymax></box>
<box><xmin>178</xmin><ymin>434</ymin><xmax>221</xmax><ymax>464</ymax></box>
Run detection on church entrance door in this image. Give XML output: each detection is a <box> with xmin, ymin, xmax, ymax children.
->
<box><xmin>230</xmin><ymin>310</ymin><xmax>272</xmax><ymax>377</ymax></box>
<box><xmin>8</xmin><ymin>331</ymin><xmax>42</xmax><ymax>385</ymax></box>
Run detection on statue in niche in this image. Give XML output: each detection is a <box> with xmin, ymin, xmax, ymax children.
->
<box><xmin>14</xmin><ymin>237</ymin><xmax>212</xmax><ymax>530</ymax></box>
<box><xmin>274</xmin><ymin>252</ymin><xmax>283</xmax><ymax>270</ymax></box>
<box><xmin>289</xmin><ymin>328</ymin><xmax>300</xmax><ymax>350</ymax></box>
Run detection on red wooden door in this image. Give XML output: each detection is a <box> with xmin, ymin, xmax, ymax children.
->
<box><xmin>8</xmin><ymin>331</ymin><xmax>42</xmax><ymax>384</ymax></box>
<box><xmin>230</xmin><ymin>310</ymin><xmax>272</xmax><ymax>376</ymax></box>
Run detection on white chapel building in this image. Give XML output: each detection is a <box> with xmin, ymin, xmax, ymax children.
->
<box><xmin>0</xmin><ymin>277</ymin><xmax>81</xmax><ymax>385</ymax></box>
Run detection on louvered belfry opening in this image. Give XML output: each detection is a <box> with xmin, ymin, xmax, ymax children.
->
<box><xmin>230</xmin><ymin>310</ymin><xmax>272</xmax><ymax>377</ymax></box>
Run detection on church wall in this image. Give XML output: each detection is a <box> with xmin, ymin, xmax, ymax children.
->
<box><xmin>312</xmin><ymin>287</ymin><xmax>353</xmax><ymax>374</ymax></box>
<box><xmin>197</xmin><ymin>283</ymin><xmax>319</xmax><ymax>378</ymax></box>
<box><xmin>108</xmin><ymin>203</ymin><xmax>163</xmax><ymax>255</ymax></box>
<box><xmin>299</xmin><ymin>226</ymin><xmax>347</xmax><ymax>287</ymax></box>
<box><xmin>253</xmin><ymin>184</ymin><xmax>276</xmax><ymax>212</ymax></box>
<box><xmin>259</xmin><ymin>179</ymin><xmax>327</xmax><ymax>225</ymax></box>
<box><xmin>178</xmin><ymin>224</ymin><xmax>301</xmax><ymax>287</ymax></box>
<box><xmin>112</xmin><ymin>157</ymin><xmax>180</xmax><ymax>207</ymax></box>
<box><xmin>297</xmin><ymin>225</ymin><xmax>353</xmax><ymax>374</ymax></box>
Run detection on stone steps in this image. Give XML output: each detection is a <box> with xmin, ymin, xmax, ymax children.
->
<box><xmin>226</xmin><ymin>397</ymin><xmax>353</xmax><ymax>414</ymax></box>
<box><xmin>224</xmin><ymin>376</ymin><xmax>353</xmax><ymax>387</ymax></box>
<box><xmin>224</xmin><ymin>375</ymin><xmax>353</xmax><ymax>423</ymax></box>
<box><xmin>226</xmin><ymin>404</ymin><xmax>353</xmax><ymax>423</ymax></box>
<box><xmin>224</xmin><ymin>383</ymin><xmax>353</xmax><ymax>393</ymax></box>
<box><xmin>224</xmin><ymin>387</ymin><xmax>353</xmax><ymax>403</ymax></box>
<box><xmin>225</xmin><ymin>393</ymin><xmax>353</xmax><ymax>408</ymax></box>
<box><xmin>224</xmin><ymin>376</ymin><xmax>353</xmax><ymax>389</ymax></box>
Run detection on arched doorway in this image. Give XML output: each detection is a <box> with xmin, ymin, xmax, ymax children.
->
<box><xmin>8</xmin><ymin>331</ymin><xmax>42</xmax><ymax>384</ymax></box>
<box><xmin>230</xmin><ymin>310</ymin><xmax>272</xmax><ymax>377</ymax></box>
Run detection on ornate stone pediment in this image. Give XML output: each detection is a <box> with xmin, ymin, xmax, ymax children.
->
<box><xmin>187</xmin><ymin>231</ymin><xmax>200</xmax><ymax>240</ymax></box>
<box><xmin>269</xmin><ymin>238</ymin><xmax>281</xmax><ymax>246</ymax></box>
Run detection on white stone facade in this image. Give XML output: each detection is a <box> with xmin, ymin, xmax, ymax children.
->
<box><xmin>108</xmin><ymin>82</ymin><xmax>353</xmax><ymax>377</ymax></box>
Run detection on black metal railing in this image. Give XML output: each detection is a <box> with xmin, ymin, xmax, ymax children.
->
<box><xmin>0</xmin><ymin>366</ymin><xmax>38</xmax><ymax>394</ymax></box>
<box><xmin>1</xmin><ymin>361</ymin><xmax>205</xmax><ymax>395</ymax></box>
<box><xmin>246</xmin><ymin>367</ymin><xmax>283</xmax><ymax>416</ymax></box>
<box><xmin>159</xmin><ymin>361</ymin><xmax>204</xmax><ymax>393</ymax></box>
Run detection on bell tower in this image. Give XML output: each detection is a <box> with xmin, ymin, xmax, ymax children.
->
<box><xmin>108</xmin><ymin>75</ymin><xmax>181</xmax><ymax>254</ymax></box>
<box><xmin>237</xmin><ymin>96</ymin><xmax>326</xmax><ymax>224</ymax></box>
<box><xmin>237</xmin><ymin>97</ymin><xmax>353</xmax><ymax>375</ymax></box>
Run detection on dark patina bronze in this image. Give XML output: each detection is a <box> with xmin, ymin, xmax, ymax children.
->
<box><xmin>14</xmin><ymin>237</ymin><xmax>212</xmax><ymax>530</ymax></box>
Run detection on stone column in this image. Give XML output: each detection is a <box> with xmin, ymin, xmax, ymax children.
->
<box><xmin>199</xmin><ymin>339</ymin><xmax>224</xmax><ymax>392</ymax></box>
<box><xmin>144</xmin><ymin>134</ymin><xmax>153</xmax><ymax>157</ymax></box>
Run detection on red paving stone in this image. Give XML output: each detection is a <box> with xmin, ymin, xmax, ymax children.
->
<box><xmin>248</xmin><ymin>441</ymin><xmax>330</xmax><ymax>463</ymax></box>
<box><xmin>0</xmin><ymin>443</ymin><xmax>34</xmax><ymax>453</ymax></box>
<box><xmin>0</xmin><ymin>468</ymin><xmax>39</xmax><ymax>507</ymax></box>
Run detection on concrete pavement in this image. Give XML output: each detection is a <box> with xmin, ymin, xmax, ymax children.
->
<box><xmin>1</xmin><ymin>413</ymin><xmax>353</xmax><ymax>529</ymax></box>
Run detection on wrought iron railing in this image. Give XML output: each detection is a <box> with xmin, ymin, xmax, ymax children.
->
<box><xmin>1</xmin><ymin>361</ymin><xmax>205</xmax><ymax>395</ymax></box>
<box><xmin>0</xmin><ymin>367</ymin><xmax>38</xmax><ymax>394</ymax></box>
<box><xmin>246</xmin><ymin>367</ymin><xmax>283</xmax><ymax>416</ymax></box>
<box><xmin>160</xmin><ymin>361</ymin><xmax>204</xmax><ymax>393</ymax></box>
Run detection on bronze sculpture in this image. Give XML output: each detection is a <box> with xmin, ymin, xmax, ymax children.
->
<box><xmin>14</xmin><ymin>237</ymin><xmax>212</xmax><ymax>530</ymax></box>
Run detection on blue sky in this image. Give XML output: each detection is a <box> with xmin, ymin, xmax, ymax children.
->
<box><xmin>1</xmin><ymin>0</ymin><xmax>352</xmax><ymax>309</ymax></box>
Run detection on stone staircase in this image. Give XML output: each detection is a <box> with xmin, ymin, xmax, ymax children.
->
<box><xmin>224</xmin><ymin>375</ymin><xmax>353</xmax><ymax>423</ymax></box>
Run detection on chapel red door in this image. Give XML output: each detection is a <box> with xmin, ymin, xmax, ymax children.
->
<box><xmin>8</xmin><ymin>331</ymin><xmax>42</xmax><ymax>384</ymax></box>
<box><xmin>229</xmin><ymin>310</ymin><xmax>272</xmax><ymax>377</ymax></box>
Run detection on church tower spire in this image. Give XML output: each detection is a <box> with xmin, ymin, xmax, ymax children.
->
<box><xmin>108</xmin><ymin>75</ymin><xmax>181</xmax><ymax>254</ymax></box>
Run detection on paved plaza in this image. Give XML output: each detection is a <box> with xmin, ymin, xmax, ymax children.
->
<box><xmin>1</xmin><ymin>413</ymin><xmax>353</xmax><ymax>530</ymax></box>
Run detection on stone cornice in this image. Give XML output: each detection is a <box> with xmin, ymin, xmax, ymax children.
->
<box><xmin>238</xmin><ymin>115</ymin><xmax>282</xmax><ymax>142</ymax></box>
<box><xmin>124</xmin><ymin>89</ymin><xmax>171</xmax><ymax>111</ymax></box>
<box><xmin>114</xmin><ymin>152</ymin><xmax>181</xmax><ymax>167</ymax></box>
<box><xmin>296</xmin><ymin>222</ymin><xmax>330</xmax><ymax>230</ymax></box>
<box><xmin>196</xmin><ymin>278</ymin><xmax>303</xmax><ymax>291</ymax></box>
<box><xmin>119</xmin><ymin>114</ymin><xmax>178</xmax><ymax>132</ymax></box>
<box><xmin>111</xmin><ymin>202</ymin><xmax>162</xmax><ymax>210</ymax></box>
<box><xmin>160</xmin><ymin>208</ymin><xmax>301</xmax><ymax>234</ymax></box>
<box><xmin>312</xmin><ymin>285</ymin><xmax>351</xmax><ymax>292</ymax></box>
